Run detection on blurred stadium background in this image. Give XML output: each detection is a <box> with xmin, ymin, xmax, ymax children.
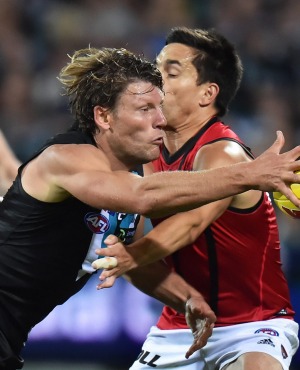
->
<box><xmin>0</xmin><ymin>0</ymin><xmax>299</xmax><ymax>369</ymax></box>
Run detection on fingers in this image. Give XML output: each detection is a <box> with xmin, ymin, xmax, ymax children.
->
<box><xmin>288</xmin><ymin>149</ymin><xmax>300</xmax><ymax>163</ymax></box>
<box><xmin>96</xmin><ymin>275</ymin><xmax>117</xmax><ymax>290</ymax></box>
<box><xmin>185</xmin><ymin>321</ymin><xmax>214</xmax><ymax>359</ymax></box>
<box><xmin>95</xmin><ymin>247</ymin><xmax>112</xmax><ymax>257</ymax></box>
<box><xmin>104</xmin><ymin>234</ymin><xmax>119</xmax><ymax>246</ymax></box>
<box><xmin>99</xmin><ymin>267</ymin><xmax>119</xmax><ymax>280</ymax></box>
<box><xmin>95</xmin><ymin>235</ymin><xmax>122</xmax><ymax>258</ymax></box>
<box><xmin>275</xmin><ymin>130</ymin><xmax>284</xmax><ymax>153</ymax></box>
<box><xmin>279</xmin><ymin>186</ymin><xmax>300</xmax><ymax>208</ymax></box>
<box><xmin>91</xmin><ymin>256</ymin><xmax>118</xmax><ymax>270</ymax></box>
<box><xmin>184</xmin><ymin>298</ymin><xmax>216</xmax><ymax>358</ymax></box>
<box><xmin>185</xmin><ymin>342</ymin><xmax>199</xmax><ymax>359</ymax></box>
<box><xmin>266</xmin><ymin>131</ymin><xmax>284</xmax><ymax>154</ymax></box>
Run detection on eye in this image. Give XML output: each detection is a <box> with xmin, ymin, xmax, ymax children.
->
<box><xmin>166</xmin><ymin>68</ymin><xmax>179</xmax><ymax>78</ymax></box>
<box><xmin>167</xmin><ymin>73</ymin><xmax>178</xmax><ymax>78</ymax></box>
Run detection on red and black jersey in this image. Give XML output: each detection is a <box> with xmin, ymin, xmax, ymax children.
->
<box><xmin>152</xmin><ymin>117</ymin><xmax>295</xmax><ymax>329</ymax></box>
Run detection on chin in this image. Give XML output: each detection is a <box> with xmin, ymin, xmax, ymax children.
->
<box><xmin>129</xmin><ymin>151</ymin><xmax>159</xmax><ymax>168</ymax></box>
<box><xmin>143</xmin><ymin>148</ymin><xmax>160</xmax><ymax>164</ymax></box>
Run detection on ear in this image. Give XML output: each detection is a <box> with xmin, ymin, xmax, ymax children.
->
<box><xmin>93</xmin><ymin>106</ymin><xmax>111</xmax><ymax>131</ymax></box>
<box><xmin>199</xmin><ymin>83</ymin><xmax>219</xmax><ymax>106</ymax></box>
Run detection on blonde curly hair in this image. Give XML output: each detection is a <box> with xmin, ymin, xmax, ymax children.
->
<box><xmin>58</xmin><ymin>47</ymin><xmax>163</xmax><ymax>134</ymax></box>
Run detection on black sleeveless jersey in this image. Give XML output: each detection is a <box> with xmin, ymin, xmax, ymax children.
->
<box><xmin>0</xmin><ymin>130</ymin><xmax>141</xmax><ymax>353</ymax></box>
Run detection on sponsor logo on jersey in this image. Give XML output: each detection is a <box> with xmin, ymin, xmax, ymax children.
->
<box><xmin>257</xmin><ymin>338</ymin><xmax>275</xmax><ymax>347</ymax></box>
<box><xmin>84</xmin><ymin>212</ymin><xmax>110</xmax><ymax>233</ymax></box>
<box><xmin>254</xmin><ymin>328</ymin><xmax>279</xmax><ymax>336</ymax></box>
<box><xmin>276</xmin><ymin>308</ymin><xmax>288</xmax><ymax>316</ymax></box>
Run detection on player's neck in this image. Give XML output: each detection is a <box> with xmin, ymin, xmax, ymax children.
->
<box><xmin>164</xmin><ymin>114</ymin><xmax>215</xmax><ymax>155</ymax></box>
<box><xmin>94</xmin><ymin>134</ymin><xmax>132</xmax><ymax>172</ymax></box>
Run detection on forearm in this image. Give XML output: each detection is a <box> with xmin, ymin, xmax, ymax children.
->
<box><xmin>59</xmin><ymin>131</ymin><xmax>300</xmax><ymax>216</ymax></box>
<box><xmin>126</xmin><ymin>218</ymin><xmax>199</xmax><ymax>266</ymax></box>
<box><xmin>125</xmin><ymin>261</ymin><xmax>205</xmax><ymax>313</ymax></box>
<box><xmin>137</xmin><ymin>164</ymin><xmax>249</xmax><ymax>218</ymax></box>
<box><xmin>137</xmin><ymin>133</ymin><xmax>300</xmax><ymax>217</ymax></box>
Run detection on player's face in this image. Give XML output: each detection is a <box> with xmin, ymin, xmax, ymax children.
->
<box><xmin>156</xmin><ymin>43</ymin><xmax>205</xmax><ymax>128</ymax></box>
<box><xmin>107</xmin><ymin>81</ymin><xmax>166</xmax><ymax>167</ymax></box>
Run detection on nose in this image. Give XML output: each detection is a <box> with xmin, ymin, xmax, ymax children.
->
<box><xmin>154</xmin><ymin>107</ymin><xmax>167</xmax><ymax>129</ymax></box>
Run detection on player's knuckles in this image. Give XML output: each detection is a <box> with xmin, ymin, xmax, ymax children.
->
<box><xmin>101</xmin><ymin>281</ymin><xmax>113</xmax><ymax>288</ymax></box>
<box><xmin>101</xmin><ymin>271</ymin><xmax>113</xmax><ymax>279</ymax></box>
<box><xmin>95</xmin><ymin>249</ymin><xmax>107</xmax><ymax>256</ymax></box>
<box><xmin>105</xmin><ymin>234</ymin><xmax>118</xmax><ymax>242</ymax></box>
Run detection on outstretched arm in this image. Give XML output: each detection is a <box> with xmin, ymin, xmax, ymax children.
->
<box><xmin>22</xmin><ymin>130</ymin><xmax>300</xmax><ymax>218</ymax></box>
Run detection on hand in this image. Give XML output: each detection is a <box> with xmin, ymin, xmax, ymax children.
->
<box><xmin>251</xmin><ymin>131</ymin><xmax>300</xmax><ymax>206</ymax></box>
<box><xmin>184</xmin><ymin>297</ymin><xmax>216</xmax><ymax>359</ymax></box>
<box><xmin>94</xmin><ymin>235</ymin><xmax>138</xmax><ymax>289</ymax></box>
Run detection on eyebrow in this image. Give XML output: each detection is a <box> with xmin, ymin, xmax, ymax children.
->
<box><xmin>166</xmin><ymin>59</ymin><xmax>181</xmax><ymax>66</ymax></box>
<box><xmin>158</xmin><ymin>54</ymin><xmax>195</xmax><ymax>67</ymax></box>
<box><xmin>156</xmin><ymin>59</ymin><xmax>181</xmax><ymax>68</ymax></box>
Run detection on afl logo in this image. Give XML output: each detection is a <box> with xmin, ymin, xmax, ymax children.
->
<box><xmin>254</xmin><ymin>328</ymin><xmax>279</xmax><ymax>337</ymax></box>
<box><xmin>85</xmin><ymin>212</ymin><xmax>110</xmax><ymax>234</ymax></box>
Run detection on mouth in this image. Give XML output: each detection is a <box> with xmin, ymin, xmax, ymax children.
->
<box><xmin>152</xmin><ymin>137</ymin><xmax>164</xmax><ymax>145</ymax></box>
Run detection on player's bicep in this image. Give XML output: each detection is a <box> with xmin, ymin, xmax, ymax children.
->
<box><xmin>194</xmin><ymin>140</ymin><xmax>252</xmax><ymax>171</ymax></box>
<box><xmin>22</xmin><ymin>144</ymin><xmax>120</xmax><ymax>204</ymax></box>
<box><xmin>187</xmin><ymin>141</ymin><xmax>251</xmax><ymax>227</ymax></box>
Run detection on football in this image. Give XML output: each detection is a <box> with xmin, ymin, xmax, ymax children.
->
<box><xmin>273</xmin><ymin>180</ymin><xmax>300</xmax><ymax>219</ymax></box>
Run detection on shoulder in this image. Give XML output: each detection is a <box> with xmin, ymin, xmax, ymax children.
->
<box><xmin>20</xmin><ymin>141</ymin><xmax>111</xmax><ymax>203</ymax></box>
<box><xmin>41</xmin><ymin>142</ymin><xmax>110</xmax><ymax>174</ymax></box>
<box><xmin>193</xmin><ymin>139</ymin><xmax>252</xmax><ymax>171</ymax></box>
<box><xmin>43</xmin><ymin>130</ymin><xmax>95</xmax><ymax>146</ymax></box>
